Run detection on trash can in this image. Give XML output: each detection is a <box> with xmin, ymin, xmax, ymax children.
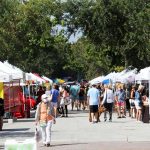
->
<box><xmin>142</xmin><ymin>105</ymin><xmax>149</xmax><ymax>123</ymax></box>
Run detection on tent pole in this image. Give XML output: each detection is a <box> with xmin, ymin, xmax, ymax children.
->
<box><xmin>28</xmin><ymin>84</ymin><xmax>31</xmax><ymax>111</ymax></box>
<box><xmin>22</xmin><ymin>85</ymin><xmax>25</xmax><ymax>117</ymax></box>
<box><xmin>148</xmin><ymin>80</ymin><xmax>150</xmax><ymax>114</ymax></box>
<box><xmin>9</xmin><ymin>81</ymin><xmax>11</xmax><ymax>118</ymax></box>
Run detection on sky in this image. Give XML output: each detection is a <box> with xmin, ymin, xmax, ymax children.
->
<box><xmin>68</xmin><ymin>31</ymin><xmax>83</xmax><ymax>43</ymax></box>
<box><xmin>52</xmin><ymin>24</ymin><xmax>83</xmax><ymax>43</ymax></box>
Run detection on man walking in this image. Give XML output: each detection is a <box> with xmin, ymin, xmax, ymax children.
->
<box><xmin>115</xmin><ymin>85</ymin><xmax>126</xmax><ymax>118</ymax></box>
<box><xmin>50</xmin><ymin>84</ymin><xmax>59</xmax><ymax>118</ymax></box>
<box><xmin>87</xmin><ymin>84</ymin><xmax>100</xmax><ymax>123</ymax></box>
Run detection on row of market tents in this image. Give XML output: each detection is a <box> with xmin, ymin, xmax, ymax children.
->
<box><xmin>89</xmin><ymin>67</ymin><xmax>150</xmax><ymax>85</ymax></box>
<box><xmin>0</xmin><ymin>61</ymin><xmax>64</xmax><ymax>119</ymax></box>
<box><xmin>0</xmin><ymin>61</ymin><xmax>53</xmax><ymax>85</ymax></box>
<box><xmin>1</xmin><ymin>60</ymin><xmax>150</xmax><ymax>119</ymax></box>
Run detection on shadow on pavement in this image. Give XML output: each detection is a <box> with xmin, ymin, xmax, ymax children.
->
<box><xmin>38</xmin><ymin>142</ymin><xmax>88</xmax><ymax>148</ymax></box>
<box><xmin>68</xmin><ymin>110</ymin><xmax>89</xmax><ymax>114</ymax></box>
<box><xmin>0</xmin><ymin>145</ymin><xmax>4</xmax><ymax>150</ymax></box>
<box><xmin>0</xmin><ymin>128</ymin><xmax>34</xmax><ymax>138</ymax></box>
<box><xmin>1</xmin><ymin>128</ymin><xmax>30</xmax><ymax>132</ymax></box>
<box><xmin>98</xmin><ymin>121</ymin><xmax>127</xmax><ymax>123</ymax></box>
<box><xmin>16</xmin><ymin>118</ymin><xmax>35</xmax><ymax>122</ymax></box>
<box><xmin>67</xmin><ymin>115</ymin><xmax>87</xmax><ymax>118</ymax></box>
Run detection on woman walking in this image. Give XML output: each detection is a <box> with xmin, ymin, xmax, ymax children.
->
<box><xmin>129</xmin><ymin>85</ymin><xmax>136</xmax><ymax>118</ymax></box>
<box><xmin>135</xmin><ymin>85</ymin><xmax>144</xmax><ymax>122</ymax></box>
<box><xmin>60</xmin><ymin>86</ymin><xmax>70</xmax><ymax>117</ymax></box>
<box><xmin>101</xmin><ymin>84</ymin><xmax>114</xmax><ymax>122</ymax></box>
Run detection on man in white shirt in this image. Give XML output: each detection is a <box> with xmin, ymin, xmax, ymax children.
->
<box><xmin>101</xmin><ymin>84</ymin><xmax>114</xmax><ymax>122</ymax></box>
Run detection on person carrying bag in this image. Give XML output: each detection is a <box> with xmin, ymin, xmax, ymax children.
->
<box><xmin>35</xmin><ymin>94</ymin><xmax>56</xmax><ymax>147</ymax></box>
<box><xmin>60</xmin><ymin>86</ymin><xmax>70</xmax><ymax>117</ymax></box>
<box><xmin>101</xmin><ymin>84</ymin><xmax>114</xmax><ymax>122</ymax></box>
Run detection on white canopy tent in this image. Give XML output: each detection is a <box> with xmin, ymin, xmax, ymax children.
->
<box><xmin>135</xmin><ymin>67</ymin><xmax>150</xmax><ymax>81</ymax></box>
<box><xmin>26</xmin><ymin>73</ymin><xmax>46</xmax><ymax>85</ymax></box>
<box><xmin>0</xmin><ymin>72</ymin><xmax>10</xmax><ymax>82</ymax></box>
<box><xmin>135</xmin><ymin>67</ymin><xmax>150</xmax><ymax>110</ymax></box>
<box><xmin>115</xmin><ymin>69</ymin><xmax>137</xmax><ymax>83</ymax></box>
<box><xmin>102</xmin><ymin>72</ymin><xmax>119</xmax><ymax>83</ymax></box>
<box><xmin>42</xmin><ymin>76</ymin><xmax>53</xmax><ymax>84</ymax></box>
<box><xmin>89</xmin><ymin>70</ymin><xmax>129</xmax><ymax>85</ymax></box>
<box><xmin>3</xmin><ymin>61</ymin><xmax>24</xmax><ymax>76</ymax></box>
<box><xmin>113</xmin><ymin>69</ymin><xmax>132</xmax><ymax>83</ymax></box>
<box><xmin>0</xmin><ymin>61</ymin><xmax>22</xmax><ymax>80</ymax></box>
<box><xmin>89</xmin><ymin>76</ymin><xmax>104</xmax><ymax>85</ymax></box>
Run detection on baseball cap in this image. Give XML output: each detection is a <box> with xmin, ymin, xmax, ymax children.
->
<box><xmin>41</xmin><ymin>94</ymin><xmax>48</xmax><ymax>101</ymax></box>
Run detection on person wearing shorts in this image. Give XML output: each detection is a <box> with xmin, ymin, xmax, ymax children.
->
<box><xmin>79</xmin><ymin>85</ymin><xmax>85</xmax><ymax>110</ymax></box>
<box><xmin>87</xmin><ymin>84</ymin><xmax>100</xmax><ymax>123</ymax></box>
<box><xmin>101</xmin><ymin>84</ymin><xmax>114</xmax><ymax>122</ymax></box>
<box><xmin>90</xmin><ymin>105</ymin><xmax>98</xmax><ymax>113</ymax></box>
<box><xmin>70</xmin><ymin>83</ymin><xmax>80</xmax><ymax>111</ymax></box>
<box><xmin>50</xmin><ymin>84</ymin><xmax>59</xmax><ymax>118</ymax></box>
<box><xmin>135</xmin><ymin>85</ymin><xmax>144</xmax><ymax>121</ymax></box>
<box><xmin>115</xmin><ymin>85</ymin><xmax>126</xmax><ymax>118</ymax></box>
<box><xmin>129</xmin><ymin>85</ymin><xmax>136</xmax><ymax>118</ymax></box>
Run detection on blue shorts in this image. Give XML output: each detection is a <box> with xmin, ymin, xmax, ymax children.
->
<box><xmin>79</xmin><ymin>96</ymin><xmax>84</xmax><ymax>101</ymax></box>
<box><xmin>70</xmin><ymin>95</ymin><xmax>79</xmax><ymax>101</ymax></box>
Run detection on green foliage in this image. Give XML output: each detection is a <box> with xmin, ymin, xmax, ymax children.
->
<box><xmin>113</xmin><ymin>66</ymin><xmax>125</xmax><ymax>73</ymax></box>
<box><xmin>62</xmin><ymin>0</ymin><xmax>150</xmax><ymax>73</ymax></box>
<box><xmin>0</xmin><ymin>0</ymin><xmax>150</xmax><ymax>80</ymax></box>
<box><xmin>0</xmin><ymin>0</ymin><xmax>69</xmax><ymax>78</ymax></box>
<box><xmin>0</xmin><ymin>0</ymin><xmax>20</xmax><ymax>61</ymax></box>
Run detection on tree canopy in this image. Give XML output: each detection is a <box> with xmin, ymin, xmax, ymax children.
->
<box><xmin>0</xmin><ymin>0</ymin><xmax>150</xmax><ymax>80</ymax></box>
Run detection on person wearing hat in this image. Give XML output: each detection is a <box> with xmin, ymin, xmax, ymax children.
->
<box><xmin>35</xmin><ymin>94</ymin><xmax>55</xmax><ymax>147</ymax></box>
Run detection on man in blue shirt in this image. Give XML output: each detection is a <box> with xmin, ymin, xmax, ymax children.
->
<box><xmin>115</xmin><ymin>85</ymin><xmax>126</xmax><ymax>118</ymax></box>
<box><xmin>50</xmin><ymin>84</ymin><xmax>59</xmax><ymax>118</ymax></box>
<box><xmin>87</xmin><ymin>84</ymin><xmax>100</xmax><ymax>123</ymax></box>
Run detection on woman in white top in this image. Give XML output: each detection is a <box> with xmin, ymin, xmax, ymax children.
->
<box><xmin>101</xmin><ymin>84</ymin><xmax>114</xmax><ymax>122</ymax></box>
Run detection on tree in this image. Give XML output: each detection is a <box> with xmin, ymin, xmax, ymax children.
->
<box><xmin>1</xmin><ymin>0</ymin><xmax>149</xmax><ymax>80</ymax></box>
<box><xmin>0</xmin><ymin>0</ymin><xmax>20</xmax><ymax>62</ymax></box>
<box><xmin>0</xmin><ymin>0</ymin><xmax>70</xmax><ymax>78</ymax></box>
<box><xmin>61</xmin><ymin>0</ymin><xmax>150</xmax><ymax>72</ymax></box>
<box><xmin>64</xmin><ymin>38</ymin><xmax>111</xmax><ymax>79</ymax></box>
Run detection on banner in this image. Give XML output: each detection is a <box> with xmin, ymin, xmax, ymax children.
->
<box><xmin>0</xmin><ymin>82</ymin><xmax>4</xmax><ymax>99</ymax></box>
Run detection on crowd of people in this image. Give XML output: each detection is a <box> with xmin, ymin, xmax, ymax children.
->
<box><xmin>0</xmin><ymin>79</ymin><xmax>149</xmax><ymax>147</ymax></box>
<box><xmin>34</xmin><ymin>82</ymin><xmax>150</xmax><ymax>146</ymax></box>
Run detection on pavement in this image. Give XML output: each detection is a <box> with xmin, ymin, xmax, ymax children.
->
<box><xmin>0</xmin><ymin>108</ymin><xmax>150</xmax><ymax>150</ymax></box>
